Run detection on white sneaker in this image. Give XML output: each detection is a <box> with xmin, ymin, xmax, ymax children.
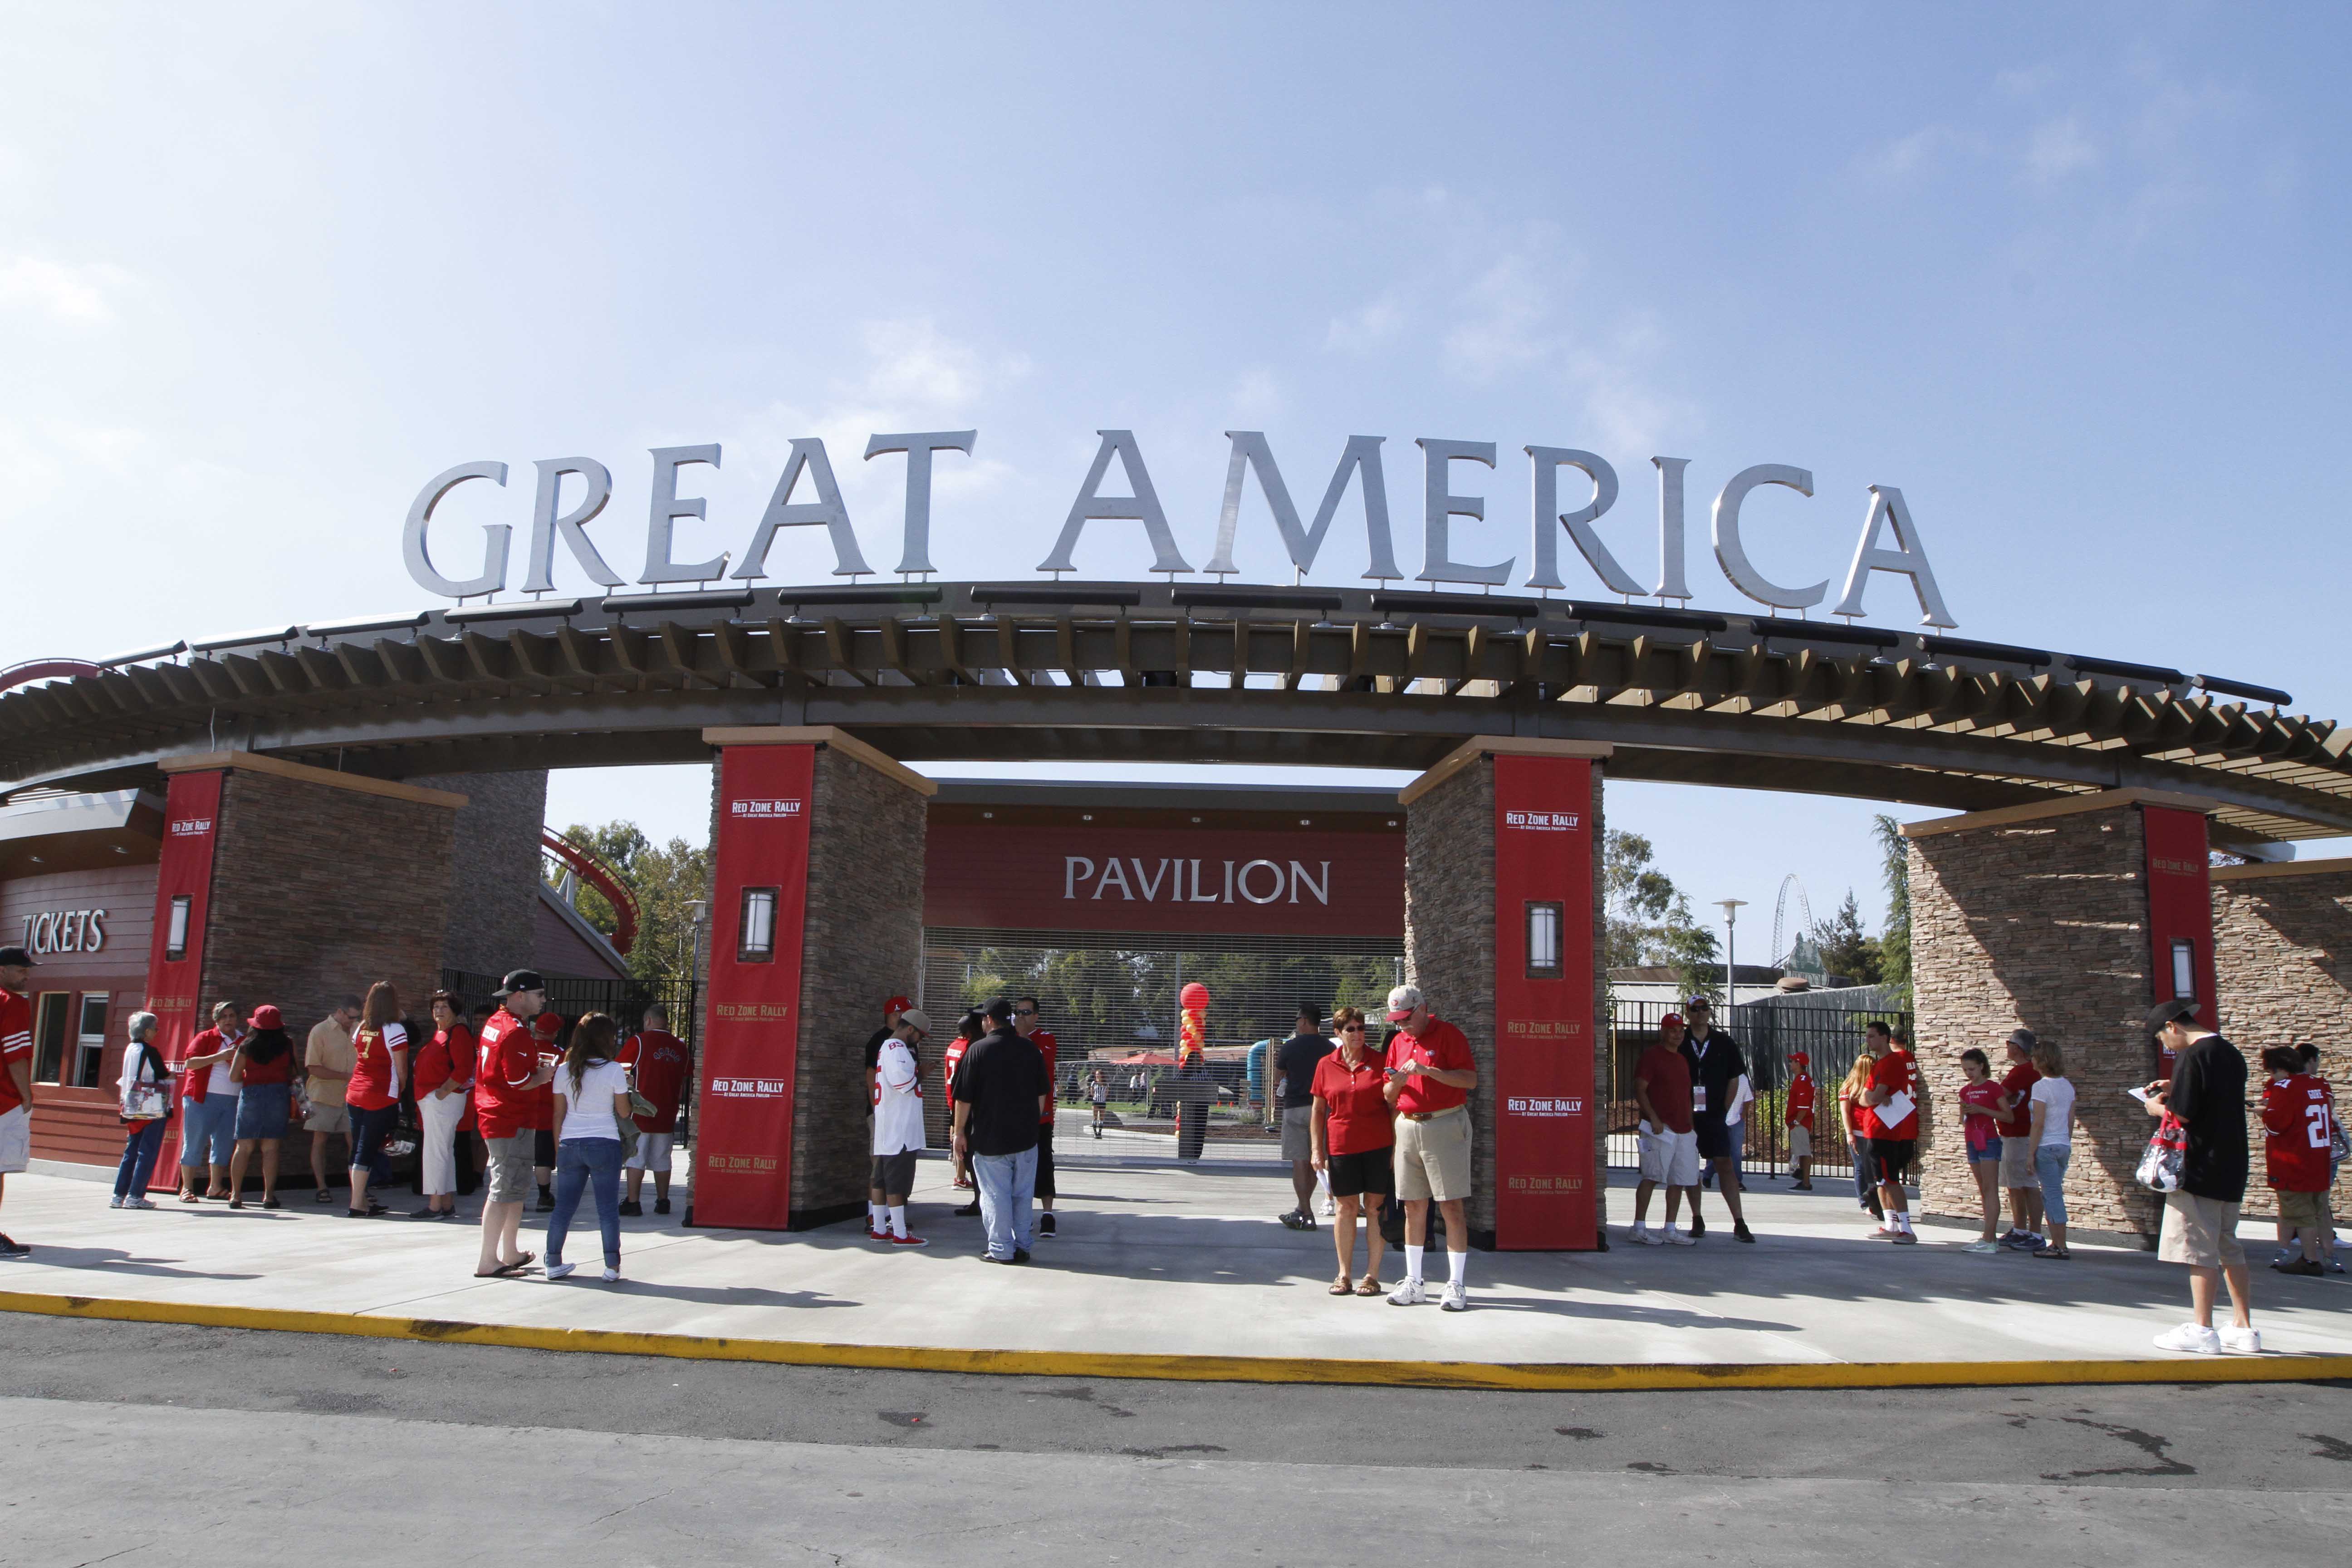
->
<box><xmin>544</xmin><ymin>1261</ymin><xmax>576</xmax><ymax>1280</ymax></box>
<box><xmin>2219</xmin><ymin>1326</ymin><xmax>2261</xmax><ymax>1355</ymax></box>
<box><xmin>1318</xmin><ymin>1195</ymin><xmax>1336</xmax><ymax>1217</ymax></box>
<box><xmin>108</xmin><ymin>1196</ymin><xmax>123</xmax><ymax>1209</ymax></box>
<box><xmin>2152</xmin><ymin>1322</ymin><xmax>2221</xmax><ymax>1354</ymax></box>
<box><xmin>1440</xmin><ymin>1281</ymin><xmax>1469</xmax><ymax>1311</ymax></box>
<box><xmin>1387</xmin><ymin>1277</ymin><xmax>1427</xmax><ymax>1306</ymax></box>
<box><xmin>1629</xmin><ymin>1223</ymin><xmax>1656</xmax><ymax>1245</ymax></box>
<box><xmin>601</xmin><ymin>1267</ymin><xmax>622</xmax><ymax>1283</ymax></box>
<box><xmin>129</xmin><ymin>1197</ymin><xmax>157</xmax><ymax>1210</ymax></box>
<box><xmin>1662</xmin><ymin>1225</ymin><xmax>1695</xmax><ymax>1246</ymax></box>
<box><xmin>1965</xmin><ymin>1240</ymin><xmax>2001</xmax><ymax>1255</ymax></box>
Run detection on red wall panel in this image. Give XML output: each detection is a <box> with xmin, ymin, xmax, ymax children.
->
<box><xmin>691</xmin><ymin>744</ymin><xmax>816</xmax><ymax>1230</ymax></box>
<box><xmin>145</xmin><ymin>770</ymin><xmax>223</xmax><ymax>1190</ymax></box>
<box><xmin>1489</xmin><ymin>755</ymin><xmax>1598</xmax><ymax>1250</ymax></box>
<box><xmin>924</xmin><ymin>822</ymin><xmax>1404</xmax><ymax>937</ymax></box>
<box><xmin>2143</xmin><ymin>805</ymin><xmax>2216</xmax><ymax>1073</ymax></box>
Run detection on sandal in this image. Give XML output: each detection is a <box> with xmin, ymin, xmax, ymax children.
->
<box><xmin>1356</xmin><ymin>1276</ymin><xmax>1382</xmax><ymax>1296</ymax></box>
<box><xmin>1329</xmin><ymin>1274</ymin><xmax>1352</xmax><ymax>1295</ymax></box>
<box><xmin>262</xmin><ymin>1197</ymin><xmax>281</xmax><ymax>1210</ymax></box>
<box><xmin>179</xmin><ymin>1192</ymin><xmax>200</xmax><ymax>1204</ymax></box>
<box><xmin>229</xmin><ymin>1201</ymin><xmax>245</xmax><ymax>1210</ymax></box>
<box><xmin>2033</xmin><ymin>1247</ymin><xmax>2072</xmax><ymax>1260</ymax></box>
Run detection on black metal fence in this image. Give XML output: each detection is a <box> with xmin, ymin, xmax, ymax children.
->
<box><xmin>1605</xmin><ymin>996</ymin><xmax>1911</xmax><ymax>1179</ymax></box>
<box><xmin>440</xmin><ymin>967</ymin><xmax>701</xmax><ymax>1133</ymax></box>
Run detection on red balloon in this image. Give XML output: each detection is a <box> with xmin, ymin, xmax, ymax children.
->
<box><xmin>1179</xmin><ymin>982</ymin><xmax>1211</xmax><ymax>1010</ymax></box>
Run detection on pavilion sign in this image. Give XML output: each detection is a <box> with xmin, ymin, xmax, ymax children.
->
<box><xmin>403</xmin><ymin>428</ymin><xmax>1956</xmax><ymax>627</ymax></box>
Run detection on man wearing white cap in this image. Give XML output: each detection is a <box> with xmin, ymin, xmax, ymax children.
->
<box><xmin>869</xmin><ymin>1007</ymin><xmax>931</xmax><ymax>1246</ymax></box>
<box><xmin>1381</xmin><ymin>984</ymin><xmax>1478</xmax><ymax>1310</ymax></box>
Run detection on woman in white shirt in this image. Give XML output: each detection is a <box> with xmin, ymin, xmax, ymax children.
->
<box><xmin>111</xmin><ymin>1011</ymin><xmax>170</xmax><ymax>1209</ymax></box>
<box><xmin>2026</xmin><ymin>1040</ymin><xmax>2079</xmax><ymax>1260</ymax></box>
<box><xmin>544</xmin><ymin>1011</ymin><xmax>636</xmax><ymax>1281</ymax></box>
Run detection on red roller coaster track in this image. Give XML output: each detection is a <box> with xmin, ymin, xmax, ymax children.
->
<box><xmin>540</xmin><ymin>829</ymin><xmax>639</xmax><ymax>956</ymax></box>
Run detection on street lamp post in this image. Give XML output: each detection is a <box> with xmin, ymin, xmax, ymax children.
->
<box><xmin>1715</xmin><ymin>898</ymin><xmax>1748</xmax><ymax>1011</ymax></box>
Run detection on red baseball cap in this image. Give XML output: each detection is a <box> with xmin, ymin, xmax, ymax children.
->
<box><xmin>1659</xmin><ymin>1012</ymin><xmax>1685</xmax><ymax>1030</ymax></box>
<box><xmin>1789</xmin><ymin>1051</ymin><xmax>1809</xmax><ymax>1066</ymax></box>
<box><xmin>250</xmin><ymin>1004</ymin><xmax>283</xmax><ymax>1030</ymax></box>
<box><xmin>882</xmin><ymin>995</ymin><xmax>912</xmax><ymax>1015</ymax></box>
<box><xmin>531</xmin><ymin>1011</ymin><xmax>563</xmax><ymax>1041</ymax></box>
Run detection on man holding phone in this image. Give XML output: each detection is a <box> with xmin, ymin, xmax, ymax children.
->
<box><xmin>2145</xmin><ymin>999</ymin><xmax>2258</xmax><ymax>1354</ymax></box>
<box><xmin>1382</xmin><ymin>985</ymin><xmax>1478</xmax><ymax>1311</ymax></box>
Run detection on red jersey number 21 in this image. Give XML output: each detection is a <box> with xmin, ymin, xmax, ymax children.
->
<box><xmin>2310</xmin><ymin>1103</ymin><xmax>2336</xmax><ymax>1150</ymax></box>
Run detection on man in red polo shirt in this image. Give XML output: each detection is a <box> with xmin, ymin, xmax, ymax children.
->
<box><xmin>619</xmin><ymin>1003</ymin><xmax>692</xmax><ymax>1217</ymax></box>
<box><xmin>0</xmin><ymin>945</ymin><xmax>37</xmax><ymax>1258</ymax></box>
<box><xmin>1381</xmin><ymin>984</ymin><xmax>1478</xmax><ymax>1311</ymax></box>
<box><xmin>473</xmin><ymin>970</ymin><xmax>556</xmax><ymax>1279</ymax></box>
<box><xmin>1860</xmin><ymin>1021</ymin><xmax>1921</xmax><ymax>1244</ymax></box>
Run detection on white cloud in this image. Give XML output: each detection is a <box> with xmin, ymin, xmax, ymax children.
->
<box><xmin>1994</xmin><ymin>63</ymin><xmax>2057</xmax><ymax>97</ymax></box>
<box><xmin>0</xmin><ymin>255</ymin><xmax>132</xmax><ymax>323</ymax></box>
<box><xmin>1227</xmin><ymin>366</ymin><xmax>1284</xmax><ymax>421</ymax></box>
<box><xmin>2023</xmin><ymin>117</ymin><xmax>2101</xmax><ymax>185</ymax></box>
<box><xmin>1856</xmin><ymin>124</ymin><xmax>1984</xmax><ymax>181</ymax></box>
<box><xmin>1324</xmin><ymin>293</ymin><xmax>1403</xmax><ymax>353</ymax></box>
<box><xmin>1442</xmin><ymin>250</ymin><xmax>1555</xmax><ymax>383</ymax></box>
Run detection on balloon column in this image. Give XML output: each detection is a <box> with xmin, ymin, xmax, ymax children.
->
<box><xmin>1176</xmin><ymin>980</ymin><xmax>1211</xmax><ymax>1160</ymax></box>
<box><xmin>1178</xmin><ymin>981</ymin><xmax>1210</xmax><ymax>1066</ymax></box>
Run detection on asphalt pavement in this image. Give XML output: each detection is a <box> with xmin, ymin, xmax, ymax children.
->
<box><xmin>2</xmin><ymin>1314</ymin><xmax>2347</xmax><ymax>1565</ymax></box>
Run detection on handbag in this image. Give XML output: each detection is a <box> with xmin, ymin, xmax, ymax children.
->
<box><xmin>2136</xmin><ymin>1111</ymin><xmax>2188</xmax><ymax>1192</ymax></box>
<box><xmin>122</xmin><ymin>1045</ymin><xmax>171</xmax><ymax>1120</ymax></box>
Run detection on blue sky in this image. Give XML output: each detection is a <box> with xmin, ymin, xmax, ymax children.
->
<box><xmin>3</xmin><ymin>3</ymin><xmax>2345</xmax><ymax>951</ymax></box>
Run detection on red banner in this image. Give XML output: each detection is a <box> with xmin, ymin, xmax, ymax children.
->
<box><xmin>925</xmin><ymin>822</ymin><xmax>1403</xmax><ymax>937</ymax></box>
<box><xmin>691</xmin><ymin>743</ymin><xmax>816</xmax><ymax>1230</ymax></box>
<box><xmin>146</xmin><ymin>769</ymin><xmax>223</xmax><ymax>1191</ymax></box>
<box><xmin>1489</xmin><ymin>755</ymin><xmax>1597</xmax><ymax>1250</ymax></box>
<box><xmin>2143</xmin><ymin>805</ymin><xmax>2215</xmax><ymax>1076</ymax></box>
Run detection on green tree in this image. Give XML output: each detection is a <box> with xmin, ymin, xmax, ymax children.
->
<box><xmin>1872</xmin><ymin>814</ymin><xmax>1912</xmax><ymax>1003</ymax></box>
<box><xmin>554</xmin><ymin>820</ymin><xmax>712</xmax><ymax>988</ymax></box>
<box><xmin>1809</xmin><ymin>887</ymin><xmax>1883</xmax><ymax>987</ymax></box>
<box><xmin>1605</xmin><ymin>828</ymin><xmax>1720</xmax><ymax>1002</ymax></box>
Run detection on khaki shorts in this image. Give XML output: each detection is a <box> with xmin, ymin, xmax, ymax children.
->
<box><xmin>2157</xmin><ymin>1191</ymin><xmax>2246</xmax><ymax>1269</ymax></box>
<box><xmin>2279</xmin><ymin>1187</ymin><xmax>2331</xmax><ymax>1228</ymax></box>
<box><xmin>304</xmin><ymin>1100</ymin><xmax>350</xmax><ymax>1135</ymax></box>
<box><xmin>1787</xmin><ymin>1124</ymin><xmax>1812</xmax><ymax>1161</ymax></box>
<box><xmin>0</xmin><ymin>1105</ymin><xmax>27</xmax><ymax>1174</ymax></box>
<box><xmin>1393</xmin><ymin>1106</ymin><xmax>1471</xmax><ymax>1203</ymax></box>
<box><xmin>1999</xmin><ymin>1135</ymin><xmax>2036</xmax><ymax>1188</ymax></box>
<box><xmin>484</xmin><ymin>1132</ymin><xmax>535</xmax><ymax>1205</ymax></box>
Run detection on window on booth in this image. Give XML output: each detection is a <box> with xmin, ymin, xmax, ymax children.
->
<box><xmin>31</xmin><ymin>991</ymin><xmax>70</xmax><ymax>1085</ymax></box>
<box><xmin>738</xmin><ymin>887</ymin><xmax>779</xmax><ymax>962</ymax></box>
<box><xmin>2170</xmin><ymin>938</ymin><xmax>2196</xmax><ymax>1000</ymax></box>
<box><xmin>75</xmin><ymin>992</ymin><xmax>110</xmax><ymax>1088</ymax></box>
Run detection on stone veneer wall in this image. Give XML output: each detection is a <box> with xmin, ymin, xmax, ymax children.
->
<box><xmin>1910</xmin><ymin>802</ymin><xmax>2163</xmax><ymax>1237</ymax></box>
<box><xmin>411</xmin><ymin>769</ymin><xmax>546</xmax><ymax>977</ymax></box>
<box><xmin>200</xmin><ymin>766</ymin><xmax>457</xmax><ymax>1185</ymax></box>
<box><xmin>1404</xmin><ymin>759</ymin><xmax>1496</xmax><ymax>1235</ymax></box>
<box><xmin>2211</xmin><ymin>863</ymin><xmax>2352</xmax><ymax>1220</ymax></box>
<box><xmin>788</xmin><ymin>744</ymin><xmax>927</xmax><ymax>1227</ymax></box>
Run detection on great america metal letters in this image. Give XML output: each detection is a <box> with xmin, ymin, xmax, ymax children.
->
<box><xmin>404</xmin><ymin>430</ymin><xmax>1956</xmax><ymax>629</ymax></box>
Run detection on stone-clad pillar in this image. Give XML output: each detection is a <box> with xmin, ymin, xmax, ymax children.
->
<box><xmin>692</xmin><ymin>726</ymin><xmax>929</xmax><ymax>1232</ymax></box>
<box><xmin>1906</xmin><ymin>789</ymin><xmax>2221</xmax><ymax>1240</ymax></box>
<box><xmin>2211</xmin><ymin>857</ymin><xmax>2352</xmax><ymax>1223</ymax></box>
<box><xmin>148</xmin><ymin>752</ymin><xmax>461</xmax><ymax>1191</ymax></box>
<box><xmin>1401</xmin><ymin>737</ymin><xmax>1610</xmax><ymax>1250</ymax></box>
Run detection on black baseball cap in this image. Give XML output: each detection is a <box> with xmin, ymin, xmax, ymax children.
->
<box><xmin>0</xmin><ymin>946</ymin><xmax>33</xmax><ymax>967</ymax></box>
<box><xmin>2146</xmin><ymin>998</ymin><xmax>2199</xmax><ymax>1034</ymax></box>
<box><xmin>498</xmin><ymin>968</ymin><xmax>547</xmax><ymax>996</ymax></box>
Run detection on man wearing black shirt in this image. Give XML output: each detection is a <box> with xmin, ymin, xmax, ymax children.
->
<box><xmin>1274</xmin><ymin>1004</ymin><xmax>1333</xmax><ymax>1230</ymax></box>
<box><xmin>951</xmin><ymin>998</ymin><xmax>1049</xmax><ymax>1264</ymax></box>
<box><xmin>2145</xmin><ymin>999</ymin><xmax>2258</xmax><ymax>1355</ymax></box>
<box><xmin>1679</xmin><ymin>998</ymin><xmax>1754</xmax><ymax>1243</ymax></box>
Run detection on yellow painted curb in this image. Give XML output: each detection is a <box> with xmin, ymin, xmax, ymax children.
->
<box><xmin>5</xmin><ymin>1289</ymin><xmax>2348</xmax><ymax>1392</ymax></box>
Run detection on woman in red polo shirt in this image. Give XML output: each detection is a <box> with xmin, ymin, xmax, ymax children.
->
<box><xmin>1310</xmin><ymin>1005</ymin><xmax>1395</xmax><ymax>1296</ymax></box>
<box><xmin>412</xmin><ymin>990</ymin><xmax>475</xmax><ymax>1220</ymax></box>
<box><xmin>343</xmin><ymin>982</ymin><xmax>409</xmax><ymax>1219</ymax></box>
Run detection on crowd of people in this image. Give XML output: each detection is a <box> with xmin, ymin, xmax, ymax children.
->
<box><xmin>0</xmin><ymin>942</ymin><xmax>2339</xmax><ymax>1355</ymax></box>
<box><xmin>0</xmin><ymin>952</ymin><xmax>692</xmax><ymax>1283</ymax></box>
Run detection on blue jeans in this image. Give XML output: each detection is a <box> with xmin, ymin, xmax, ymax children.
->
<box><xmin>547</xmin><ymin>1137</ymin><xmax>623</xmax><ymax>1270</ymax></box>
<box><xmin>114</xmin><ymin>1119</ymin><xmax>167</xmax><ymax>1199</ymax></box>
<box><xmin>974</xmin><ymin>1146</ymin><xmax>1038</xmax><ymax>1259</ymax></box>
<box><xmin>2035</xmin><ymin>1143</ymin><xmax>2072</xmax><ymax>1227</ymax></box>
<box><xmin>182</xmin><ymin>1093</ymin><xmax>238</xmax><ymax>1169</ymax></box>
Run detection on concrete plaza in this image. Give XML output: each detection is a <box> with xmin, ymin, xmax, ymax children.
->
<box><xmin>4</xmin><ymin>1121</ymin><xmax>2348</xmax><ymax>1382</ymax></box>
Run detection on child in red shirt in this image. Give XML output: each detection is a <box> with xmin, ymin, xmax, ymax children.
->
<box><xmin>2263</xmin><ymin>1046</ymin><xmax>2337</xmax><ymax>1277</ymax></box>
<box><xmin>1956</xmin><ymin>1048</ymin><xmax>2007</xmax><ymax>1250</ymax></box>
<box><xmin>1783</xmin><ymin>1052</ymin><xmax>1815</xmax><ymax>1191</ymax></box>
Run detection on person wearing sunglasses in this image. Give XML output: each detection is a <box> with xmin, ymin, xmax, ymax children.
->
<box><xmin>1311</xmin><ymin>1006</ymin><xmax>1393</xmax><ymax>1294</ymax></box>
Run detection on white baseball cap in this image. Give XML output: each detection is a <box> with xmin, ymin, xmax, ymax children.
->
<box><xmin>1386</xmin><ymin>983</ymin><xmax>1425</xmax><ymax>1023</ymax></box>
